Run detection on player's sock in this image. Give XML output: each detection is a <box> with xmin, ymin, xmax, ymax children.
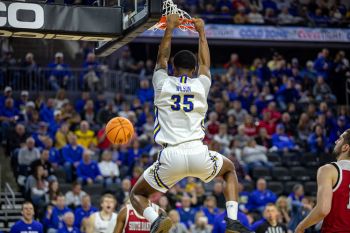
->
<box><xmin>143</xmin><ymin>206</ymin><xmax>159</xmax><ymax>224</ymax></box>
<box><xmin>226</xmin><ymin>201</ymin><xmax>238</xmax><ymax>220</ymax></box>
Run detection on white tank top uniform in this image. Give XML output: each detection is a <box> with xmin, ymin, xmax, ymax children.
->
<box><xmin>143</xmin><ymin>69</ymin><xmax>224</xmax><ymax>193</ymax></box>
<box><xmin>93</xmin><ymin>212</ymin><xmax>117</xmax><ymax>233</ymax></box>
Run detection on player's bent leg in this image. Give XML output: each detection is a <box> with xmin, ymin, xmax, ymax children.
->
<box><xmin>216</xmin><ymin>157</ymin><xmax>253</xmax><ymax>233</ymax></box>
<box><xmin>130</xmin><ymin>176</ymin><xmax>172</xmax><ymax>233</ymax></box>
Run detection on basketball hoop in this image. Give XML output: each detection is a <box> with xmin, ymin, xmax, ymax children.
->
<box><xmin>149</xmin><ymin>0</ymin><xmax>196</xmax><ymax>32</ymax></box>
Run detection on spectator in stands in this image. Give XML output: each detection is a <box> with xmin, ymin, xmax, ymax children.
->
<box><xmin>247</xmin><ymin>6</ymin><xmax>264</xmax><ymax>24</ymax></box>
<box><xmin>46</xmin><ymin>180</ymin><xmax>60</xmax><ymax>206</ymax></box>
<box><xmin>57</xmin><ymin>212</ymin><xmax>80</xmax><ymax>233</ymax></box>
<box><xmin>169</xmin><ymin>210</ymin><xmax>188</xmax><ymax>233</ymax></box>
<box><xmin>241</xmin><ymin>115</ymin><xmax>258</xmax><ymax>137</ymax></box>
<box><xmin>264</xmin><ymin>8</ymin><xmax>278</xmax><ymax>24</ymax></box>
<box><xmin>297</xmin><ymin>113</ymin><xmax>312</xmax><ymax>145</ymax></box>
<box><xmin>190</xmin><ymin>211</ymin><xmax>212</xmax><ymax>233</ymax></box>
<box><xmin>258</xmin><ymin>111</ymin><xmax>277</xmax><ymax>136</ymax></box>
<box><xmin>10</xmin><ymin>201</ymin><xmax>43</xmax><ymax>233</ymax></box>
<box><xmin>0</xmin><ymin>86</ymin><xmax>13</xmax><ymax>107</ymax></box>
<box><xmin>313</xmin><ymin>76</ymin><xmax>336</xmax><ymax>103</ymax></box>
<box><xmin>31</xmin><ymin>149</ymin><xmax>56</xmax><ymax>181</ymax></box>
<box><xmin>18</xmin><ymin>137</ymin><xmax>40</xmax><ymax>177</ymax></box>
<box><xmin>288</xmin><ymin>196</ymin><xmax>314</xmax><ymax>232</ymax></box>
<box><xmin>47</xmin><ymin>52</ymin><xmax>71</xmax><ymax>91</ymax></box>
<box><xmin>76</xmin><ymin>150</ymin><xmax>103</xmax><ymax>185</ymax></box>
<box><xmin>136</xmin><ymin>79</ymin><xmax>154</xmax><ymax>104</ymax></box>
<box><xmin>54</xmin><ymin>89</ymin><xmax>69</xmax><ymax>111</ymax></box>
<box><xmin>232</xmin><ymin>125</ymin><xmax>250</xmax><ymax>149</ymax></box>
<box><xmin>44</xmin><ymin>195</ymin><xmax>72</xmax><ymax>233</ymax></box>
<box><xmin>116</xmin><ymin>47</ymin><xmax>140</xmax><ymax>73</ymax></box>
<box><xmin>65</xmin><ymin>182</ymin><xmax>87</xmax><ymax>209</ymax></box>
<box><xmin>242</xmin><ymin>138</ymin><xmax>270</xmax><ymax>170</ymax></box>
<box><xmin>271</xmin><ymin>124</ymin><xmax>299</xmax><ymax>153</ymax></box>
<box><xmin>40</xmin><ymin>98</ymin><xmax>55</xmax><ymax>124</ymax></box>
<box><xmin>81</xmin><ymin>52</ymin><xmax>101</xmax><ymax>91</ymax></box>
<box><xmin>276</xmin><ymin>196</ymin><xmax>291</xmax><ymax>226</ymax></box>
<box><xmin>32</xmin><ymin>121</ymin><xmax>51</xmax><ymax>149</ymax></box>
<box><xmin>55</xmin><ymin>123</ymin><xmax>70</xmax><ymax>149</ymax></box>
<box><xmin>0</xmin><ymin>97</ymin><xmax>20</xmax><ymax>141</ymax></box>
<box><xmin>130</xmin><ymin>166</ymin><xmax>143</xmax><ymax>187</ymax></box>
<box><xmin>234</xmin><ymin>6</ymin><xmax>248</xmax><ymax>24</ymax></box>
<box><xmin>256</xmin><ymin>203</ymin><xmax>288</xmax><ymax>233</ymax></box>
<box><xmin>288</xmin><ymin>184</ymin><xmax>304</xmax><ymax>203</ymax></box>
<box><xmin>75</xmin><ymin>121</ymin><xmax>97</xmax><ymax>149</ymax></box>
<box><xmin>278</xmin><ymin>7</ymin><xmax>295</xmax><ymax>24</ymax></box>
<box><xmin>98</xmin><ymin>150</ymin><xmax>120</xmax><ymax>185</ymax></box>
<box><xmin>74</xmin><ymin>195</ymin><xmax>97</xmax><ymax>230</ymax></box>
<box><xmin>116</xmin><ymin>178</ymin><xmax>131</xmax><ymax>204</ymax></box>
<box><xmin>211</xmin><ymin>181</ymin><xmax>226</xmax><ymax>209</ymax></box>
<box><xmin>75</xmin><ymin>92</ymin><xmax>90</xmax><ymax>114</ymax></box>
<box><xmin>6</xmin><ymin>123</ymin><xmax>28</xmax><ymax>155</ymax></box>
<box><xmin>328</xmin><ymin>116</ymin><xmax>348</xmax><ymax>145</ymax></box>
<box><xmin>177</xmin><ymin>195</ymin><xmax>198</xmax><ymax>229</ymax></box>
<box><xmin>313</xmin><ymin>49</ymin><xmax>331</xmax><ymax>78</ymax></box>
<box><xmin>17</xmin><ymin>90</ymin><xmax>30</xmax><ymax>113</ymax></box>
<box><xmin>25</xmin><ymin>165</ymin><xmax>48</xmax><ymax>209</ymax></box>
<box><xmin>227</xmin><ymin>100</ymin><xmax>248</xmax><ymax>125</ymax></box>
<box><xmin>201</xmin><ymin>196</ymin><xmax>219</xmax><ymax>226</ymax></box>
<box><xmin>205</xmin><ymin>112</ymin><xmax>220</xmax><ymax>139</ymax></box>
<box><xmin>61</xmin><ymin>133</ymin><xmax>84</xmax><ymax>182</ymax></box>
<box><xmin>247</xmin><ymin>178</ymin><xmax>277</xmax><ymax>213</ymax></box>
<box><xmin>255</xmin><ymin>127</ymin><xmax>272</xmax><ymax>149</ymax></box>
<box><xmin>308</xmin><ymin>124</ymin><xmax>329</xmax><ymax>153</ymax></box>
<box><xmin>97</xmin><ymin>101</ymin><xmax>117</xmax><ymax>126</ymax></box>
<box><xmin>213</xmin><ymin>124</ymin><xmax>231</xmax><ymax>151</ymax></box>
<box><xmin>277</xmin><ymin>78</ymin><xmax>300</xmax><ymax>110</ymax></box>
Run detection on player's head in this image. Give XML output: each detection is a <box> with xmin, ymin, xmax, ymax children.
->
<box><xmin>100</xmin><ymin>194</ymin><xmax>116</xmax><ymax>213</ymax></box>
<box><xmin>173</xmin><ymin>50</ymin><xmax>196</xmax><ymax>76</ymax></box>
<box><xmin>22</xmin><ymin>201</ymin><xmax>35</xmax><ymax>222</ymax></box>
<box><xmin>333</xmin><ymin>129</ymin><xmax>350</xmax><ymax>159</ymax></box>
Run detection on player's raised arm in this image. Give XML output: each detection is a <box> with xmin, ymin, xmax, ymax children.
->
<box><xmin>295</xmin><ymin>164</ymin><xmax>336</xmax><ymax>233</ymax></box>
<box><xmin>155</xmin><ymin>14</ymin><xmax>180</xmax><ymax>70</ymax></box>
<box><xmin>85</xmin><ymin>214</ymin><xmax>95</xmax><ymax>233</ymax></box>
<box><xmin>193</xmin><ymin>18</ymin><xmax>210</xmax><ymax>79</ymax></box>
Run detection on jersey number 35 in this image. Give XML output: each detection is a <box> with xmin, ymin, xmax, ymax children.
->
<box><xmin>171</xmin><ymin>95</ymin><xmax>194</xmax><ymax>112</ymax></box>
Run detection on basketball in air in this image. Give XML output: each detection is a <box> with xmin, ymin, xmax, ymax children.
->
<box><xmin>105</xmin><ymin>117</ymin><xmax>134</xmax><ymax>145</ymax></box>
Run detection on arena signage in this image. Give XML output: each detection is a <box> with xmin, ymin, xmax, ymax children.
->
<box><xmin>141</xmin><ymin>25</ymin><xmax>350</xmax><ymax>43</ymax></box>
<box><xmin>0</xmin><ymin>1</ymin><xmax>122</xmax><ymax>40</ymax></box>
<box><xmin>0</xmin><ymin>2</ymin><xmax>44</xmax><ymax>29</ymax></box>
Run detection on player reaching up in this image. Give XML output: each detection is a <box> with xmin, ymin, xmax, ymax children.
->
<box><xmin>295</xmin><ymin>129</ymin><xmax>350</xmax><ymax>233</ymax></box>
<box><xmin>129</xmin><ymin>14</ymin><xmax>252</xmax><ymax>233</ymax></box>
<box><xmin>113</xmin><ymin>202</ymin><xmax>161</xmax><ymax>233</ymax></box>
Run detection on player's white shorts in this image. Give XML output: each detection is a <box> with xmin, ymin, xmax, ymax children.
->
<box><xmin>143</xmin><ymin>140</ymin><xmax>224</xmax><ymax>193</ymax></box>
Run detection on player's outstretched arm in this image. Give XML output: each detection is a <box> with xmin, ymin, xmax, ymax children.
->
<box><xmin>113</xmin><ymin>207</ymin><xmax>126</xmax><ymax>233</ymax></box>
<box><xmin>193</xmin><ymin>18</ymin><xmax>210</xmax><ymax>79</ymax></box>
<box><xmin>155</xmin><ymin>14</ymin><xmax>180</xmax><ymax>70</ymax></box>
<box><xmin>295</xmin><ymin>164</ymin><xmax>336</xmax><ymax>233</ymax></box>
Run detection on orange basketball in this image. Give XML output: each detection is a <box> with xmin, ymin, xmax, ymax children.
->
<box><xmin>105</xmin><ymin>117</ymin><xmax>134</xmax><ymax>145</ymax></box>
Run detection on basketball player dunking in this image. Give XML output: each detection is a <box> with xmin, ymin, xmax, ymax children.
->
<box><xmin>86</xmin><ymin>194</ymin><xmax>118</xmax><ymax>233</ymax></box>
<box><xmin>113</xmin><ymin>202</ymin><xmax>161</xmax><ymax>233</ymax></box>
<box><xmin>129</xmin><ymin>15</ymin><xmax>251</xmax><ymax>233</ymax></box>
<box><xmin>295</xmin><ymin>129</ymin><xmax>350</xmax><ymax>233</ymax></box>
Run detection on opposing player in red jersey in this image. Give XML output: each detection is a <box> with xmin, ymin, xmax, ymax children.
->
<box><xmin>295</xmin><ymin>129</ymin><xmax>350</xmax><ymax>233</ymax></box>
<box><xmin>113</xmin><ymin>202</ymin><xmax>160</xmax><ymax>233</ymax></box>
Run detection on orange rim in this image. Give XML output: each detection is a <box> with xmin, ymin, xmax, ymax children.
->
<box><xmin>155</xmin><ymin>16</ymin><xmax>195</xmax><ymax>31</ymax></box>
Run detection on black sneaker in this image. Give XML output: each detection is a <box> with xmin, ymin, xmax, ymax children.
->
<box><xmin>150</xmin><ymin>213</ymin><xmax>173</xmax><ymax>233</ymax></box>
<box><xmin>225</xmin><ymin>217</ymin><xmax>253</xmax><ymax>233</ymax></box>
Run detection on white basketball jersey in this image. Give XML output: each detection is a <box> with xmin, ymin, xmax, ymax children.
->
<box><xmin>152</xmin><ymin>69</ymin><xmax>211</xmax><ymax>146</ymax></box>
<box><xmin>93</xmin><ymin>212</ymin><xmax>117</xmax><ymax>233</ymax></box>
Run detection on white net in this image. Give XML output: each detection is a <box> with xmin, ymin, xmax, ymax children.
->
<box><xmin>149</xmin><ymin>0</ymin><xmax>195</xmax><ymax>31</ymax></box>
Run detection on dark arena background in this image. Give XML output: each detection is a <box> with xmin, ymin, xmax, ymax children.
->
<box><xmin>0</xmin><ymin>0</ymin><xmax>350</xmax><ymax>232</ymax></box>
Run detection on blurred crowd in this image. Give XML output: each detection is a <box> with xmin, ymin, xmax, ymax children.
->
<box><xmin>1</xmin><ymin>46</ymin><xmax>350</xmax><ymax>233</ymax></box>
<box><xmin>43</xmin><ymin>0</ymin><xmax>350</xmax><ymax>27</ymax></box>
